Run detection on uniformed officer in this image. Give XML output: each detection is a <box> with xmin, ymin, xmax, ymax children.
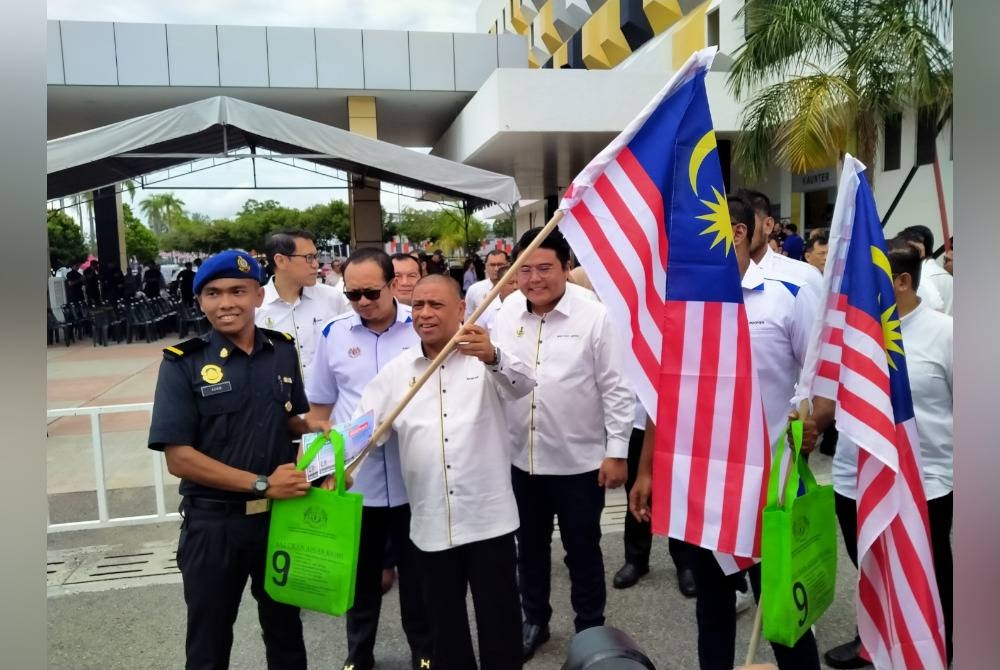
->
<box><xmin>148</xmin><ymin>250</ymin><xmax>326</xmax><ymax>670</ymax></box>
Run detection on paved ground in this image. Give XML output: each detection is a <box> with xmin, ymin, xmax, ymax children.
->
<box><xmin>46</xmin><ymin>338</ymin><xmax>859</xmax><ymax>669</ymax></box>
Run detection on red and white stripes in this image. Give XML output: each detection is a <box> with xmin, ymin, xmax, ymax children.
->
<box><xmin>803</xmin><ymin>157</ymin><xmax>947</xmax><ymax>669</ymax></box>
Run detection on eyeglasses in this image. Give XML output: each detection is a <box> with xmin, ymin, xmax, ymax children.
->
<box><xmin>344</xmin><ymin>282</ymin><xmax>390</xmax><ymax>302</ymax></box>
<box><xmin>284</xmin><ymin>253</ymin><xmax>320</xmax><ymax>264</ymax></box>
<box><xmin>517</xmin><ymin>263</ymin><xmax>556</xmax><ymax>278</ymax></box>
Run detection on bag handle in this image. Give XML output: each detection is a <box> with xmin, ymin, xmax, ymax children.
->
<box><xmin>295</xmin><ymin>430</ymin><xmax>348</xmax><ymax>495</ymax></box>
<box><xmin>766</xmin><ymin>420</ymin><xmax>807</xmax><ymax>509</ymax></box>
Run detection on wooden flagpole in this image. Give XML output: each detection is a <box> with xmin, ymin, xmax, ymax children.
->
<box><xmin>345</xmin><ymin>210</ymin><xmax>564</xmax><ymax>478</ymax></box>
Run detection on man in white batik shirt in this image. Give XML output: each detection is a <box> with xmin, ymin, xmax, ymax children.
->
<box><xmin>357</xmin><ymin>274</ymin><xmax>534</xmax><ymax>670</ymax></box>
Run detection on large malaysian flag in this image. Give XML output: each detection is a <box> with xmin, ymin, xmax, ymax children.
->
<box><xmin>799</xmin><ymin>155</ymin><xmax>946</xmax><ymax>669</ymax></box>
<box><xmin>558</xmin><ymin>47</ymin><xmax>770</xmax><ymax>564</ymax></box>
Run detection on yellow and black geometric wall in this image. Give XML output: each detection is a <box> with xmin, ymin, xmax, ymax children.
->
<box><xmin>487</xmin><ymin>1</ymin><xmax>708</xmax><ymax>71</ymax></box>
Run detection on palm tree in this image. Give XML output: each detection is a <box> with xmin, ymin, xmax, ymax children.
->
<box><xmin>727</xmin><ymin>0</ymin><xmax>952</xmax><ymax>183</ymax></box>
<box><xmin>139</xmin><ymin>193</ymin><xmax>186</xmax><ymax>236</ymax></box>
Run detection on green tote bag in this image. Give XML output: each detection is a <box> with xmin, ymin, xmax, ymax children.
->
<box><xmin>761</xmin><ymin>421</ymin><xmax>838</xmax><ymax>647</ymax></box>
<box><xmin>265</xmin><ymin>431</ymin><xmax>364</xmax><ymax>616</ymax></box>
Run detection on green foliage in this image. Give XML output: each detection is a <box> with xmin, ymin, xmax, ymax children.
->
<box><xmin>122</xmin><ymin>203</ymin><xmax>160</xmax><ymax>264</ymax></box>
<box><xmin>491</xmin><ymin>216</ymin><xmax>514</xmax><ymax>238</ymax></box>
<box><xmin>46</xmin><ymin>209</ymin><xmax>88</xmax><ymax>269</ymax></box>
<box><xmin>139</xmin><ymin>193</ymin><xmax>186</xmax><ymax>235</ymax></box>
<box><xmin>395</xmin><ymin>207</ymin><xmax>487</xmax><ymax>255</ymax></box>
<box><xmin>158</xmin><ymin>198</ymin><xmax>355</xmax><ymax>254</ymax></box>
<box><xmin>728</xmin><ymin>0</ymin><xmax>953</xmax><ymax>181</ymax></box>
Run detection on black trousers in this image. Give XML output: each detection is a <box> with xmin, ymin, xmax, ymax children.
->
<box><xmin>511</xmin><ymin>466</ymin><xmax>606</xmax><ymax>632</ymax></box>
<box><xmin>834</xmin><ymin>491</ymin><xmax>953</xmax><ymax>662</ymax></box>
<box><xmin>415</xmin><ymin>533</ymin><xmax>522</xmax><ymax>670</ymax></box>
<box><xmin>622</xmin><ymin>428</ymin><xmax>695</xmax><ymax>573</ymax></box>
<box><xmin>687</xmin><ymin>543</ymin><xmax>819</xmax><ymax>670</ymax></box>
<box><xmin>176</xmin><ymin>506</ymin><xmax>306</xmax><ymax>670</ymax></box>
<box><xmin>347</xmin><ymin>504</ymin><xmax>432</xmax><ymax>667</ymax></box>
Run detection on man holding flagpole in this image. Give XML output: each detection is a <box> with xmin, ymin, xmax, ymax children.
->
<box><xmin>823</xmin><ymin>237</ymin><xmax>954</xmax><ymax>668</ymax></box>
<box><xmin>630</xmin><ymin>196</ymin><xmax>824</xmax><ymax>670</ymax></box>
<box><xmin>801</xmin><ymin>156</ymin><xmax>948</xmax><ymax>670</ymax></box>
<box><xmin>552</xmin><ymin>47</ymin><xmax>827</xmax><ymax>670</ymax></box>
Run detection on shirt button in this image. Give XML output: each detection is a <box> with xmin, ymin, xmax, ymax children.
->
<box><xmin>444</xmin><ymin>438</ymin><xmax>449</xmax><ymax>442</ymax></box>
<box><xmin>442</xmin><ymin>389</ymin><xmax>447</xmax><ymax>394</ymax></box>
<box><xmin>446</xmin><ymin>464</ymin><xmax>451</xmax><ymax>469</ymax></box>
<box><xmin>449</xmin><ymin>490</ymin><xmax>454</xmax><ymax>495</ymax></box>
<box><xmin>443</xmin><ymin>412</ymin><xmax>447</xmax><ymax>417</ymax></box>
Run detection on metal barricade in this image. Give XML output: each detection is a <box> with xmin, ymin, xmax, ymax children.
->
<box><xmin>46</xmin><ymin>402</ymin><xmax>178</xmax><ymax>533</ymax></box>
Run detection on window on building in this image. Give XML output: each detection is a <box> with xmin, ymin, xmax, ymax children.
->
<box><xmin>707</xmin><ymin>9</ymin><xmax>720</xmax><ymax>47</ymax></box>
<box><xmin>883</xmin><ymin>113</ymin><xmax>902</xmax><ymax>172</ymax></box>
<box><xmin>915</xmin><ymin>106</ymin><xmax>938</xmax><ymax>165</ymax></box>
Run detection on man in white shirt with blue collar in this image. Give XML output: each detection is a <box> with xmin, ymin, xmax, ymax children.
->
<box><xmin>824</xmin><ymin>237</ymin><xmax>953</xmax><ymax>668</ymax></box>
<box><xmin>636</xmin><ymin>197</ymin><xmax>824</xmax><ymax>670</ymax></box>
<box><xmin>493</xmin><ymin>227</ymin><xmax>634</xmax><ymax>661</ymax></box>
<box><xmin>304</xmin><ymin>248</ymin><xmax>431</xmax><ymax>670</ymax></box>
<box><xmin>738</xmin><ymin>189</ymin><xmax>823</xmax><ymax>299</ymax></box>
<box><xmin>358</xmin><ymin>274</ymin><xmax>535</xmax><ymax>670</ymax></box>
<box><xmin>256</xmin><ymin>230</ymin><xmax>350</xmax><ymax>381</ymax></box>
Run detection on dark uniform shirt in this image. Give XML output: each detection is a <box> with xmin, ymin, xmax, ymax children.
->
<box><xmin>148</xmin><ymin>327</ymin><xmax>309</xmax><ymax>501</ymax></box>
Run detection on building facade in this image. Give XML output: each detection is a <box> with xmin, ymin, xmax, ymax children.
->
<box><xmin>47</xmin><ymin>1</ymin><xmax>953</xmax><ymax>249</ymax></box>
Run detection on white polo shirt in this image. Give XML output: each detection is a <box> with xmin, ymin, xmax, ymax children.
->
<box><xmin>758</xmin><ymin>246</ymin><xmax>823</xmax><ymax>299</ymax></box>
<box><xmin>492</xmin><ymin>287</ymin><xmax>634</xmax><ymax>475</ymax></box>
<box><xmin>742</xmin><ymin>261</ymin><xmax>819</xmax><ymax>444</ymax></box>
<box><xmin>463</xmin><ymin>278</ymin><xmax>494</xmax><ymax>319</ymax></box>
<box><xmin>305</xmin><ymin>303</ymin><xmax>416</xmax><ymax>508</ymax></box>
<box><xmin>358</xmin><ymin>346</ymin><xmax>536</xmax><ymax>551</ymax></box>
<box><xmin>833</xmin><ymin>300</ymin><xmax>953</xmax><ymax>500</ymax></box>
<box><xmin>256</xmin><ymin>278</ymin><xmax>350</xmax><ymax>379</ymax></box>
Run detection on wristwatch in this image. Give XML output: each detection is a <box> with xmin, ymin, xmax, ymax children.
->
<box><xmin>487</xmin><ymin>347</ymin><xmax>501</xmax><ymax>367</ymax></box>
<box><xmin>251</xmin><ymin>474</ymin><xmax>269</xmax><ymax>496</ymax></box>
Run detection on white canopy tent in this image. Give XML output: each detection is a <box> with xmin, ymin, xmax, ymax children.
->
<box><xmin>47</xmin><ymin>96</ymin><xmax>521</xmax><ymax>209</ymax></box>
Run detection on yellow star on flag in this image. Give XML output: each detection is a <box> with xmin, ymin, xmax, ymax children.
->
<box><xmin>697</xmin><ymin>186</ymin><xmax>734</xmax><ymax>256</ymax></box>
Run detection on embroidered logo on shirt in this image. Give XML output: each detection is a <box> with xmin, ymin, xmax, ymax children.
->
<box><xmin>200</xmin><ymin>364</ymin><xmax>224</xmax><ymax>384</ymax></box>
<box><xmin>348</xmin><ymin>346</ymin><xmax>362</xmax><ymax>359</ymax></box>
<box><xmin>516</xmin><ymin>326</ymin><xmax>525</xmax><ymax>337</ymax></box>
<box><xmin>265</xmin><ymin>317</ymin><xmax>274</xmax><ymax>328</ymax></box>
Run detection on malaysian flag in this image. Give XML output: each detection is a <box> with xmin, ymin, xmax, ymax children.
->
<box><xmin>559</xmin><ymin>47</ymin><xmax>770</xmax><ymax>564</ymax></box>
<box><xmin>798</xmin><ymin>155</ymin><xmax>946</xmax><ymax>669</ymax></box>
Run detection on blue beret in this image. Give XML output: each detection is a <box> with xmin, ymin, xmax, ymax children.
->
<box><xmin>193</xmin><ymin>250</ymin><xmax>264</xmax><ymax>294</ymax></box>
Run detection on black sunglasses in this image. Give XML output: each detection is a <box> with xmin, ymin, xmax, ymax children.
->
<box><xmin>344</xmin><ymin>282</ymin><xmax>389</xmax><ymax>302</ymax></box>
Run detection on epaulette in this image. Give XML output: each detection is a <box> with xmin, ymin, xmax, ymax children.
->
<box><xmin>162</xmin><ymin>337</ymin><xmax>209</xmax><ymax>361</ymax></box>
<box><xmin>259</xmin><ymin>327</ymin><xmax>296</xmax><ymax>344</ymax></box>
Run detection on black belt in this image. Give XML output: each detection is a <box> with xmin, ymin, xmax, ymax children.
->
<box><xmin>184</xmin><ymin>497</ymin><xmax>271</xmax><ymax>515</ymax></box>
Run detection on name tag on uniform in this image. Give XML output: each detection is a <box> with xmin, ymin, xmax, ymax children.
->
<box><xmin>200</xmin><ymin>382</ymin><xmax>233</xmax><ymax>397</ymax></box>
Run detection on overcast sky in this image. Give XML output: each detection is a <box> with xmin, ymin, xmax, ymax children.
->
<box><xmin>47</xmin><ymin>0</ymin><xmax>482</xmax><ymax>226</ymax></box>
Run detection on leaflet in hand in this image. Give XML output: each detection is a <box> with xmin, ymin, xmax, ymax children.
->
<box><xmin>302</xmin><ymin>411</ymin><xmax>374</xmax><ymax>482</ymax></box>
